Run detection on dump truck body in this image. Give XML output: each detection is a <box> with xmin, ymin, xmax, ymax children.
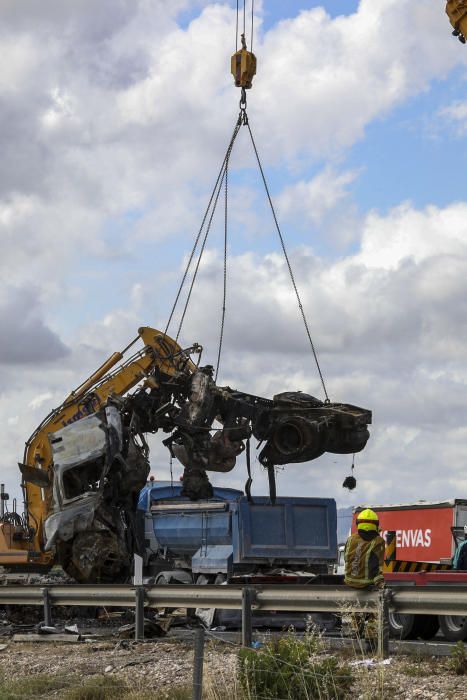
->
<box><xmin>137</xmin><ymin>482</ymin><xmax>337</xmax><ymax>579</ymax></box>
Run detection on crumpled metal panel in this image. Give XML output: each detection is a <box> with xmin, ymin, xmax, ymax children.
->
<box><xmin>44</xmin><ymin>496</ymin><xmax>97</xmax><ymax>550</ymax></box>
<box><xmin>46</xmin><ymin>402</ymin><xmax>149</xmax><ymax>583</ymax></box>
<box><xmin>49</xmin><ymin>414</ymin><xmax>106</xmax><ymax>468</ymax></box>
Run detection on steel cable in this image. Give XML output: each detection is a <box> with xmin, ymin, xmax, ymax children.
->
<box><xmin>251</xmin><ymin>0</ymin><xmax>254</xmax><ymax>52</ymax></box>
<box><xmin>245</xmin><ymin>121</ymin><xmax>330</xmax><ymax>402</ymax></box>
<box><xmin>215</xmin><ymin>142</ymin><xmax>230</xmax><ymax>381</ymax></box>
<box><xmin>164</xmin><ymin>119</ymin><xmax>241</xmax><ymax>339</ymax></box>
<box><xmin>165</xmin><ymin>92</ymin><xmax>329</xmax><ymax>401</ymax></box>
<box><xmin>175</xmin><ymin>121</ymin><xmax>241</xmax><ymax>343</ymax></box>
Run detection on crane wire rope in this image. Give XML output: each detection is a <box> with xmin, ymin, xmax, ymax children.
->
<box><xmin>164</xmin><ymin>119</ymin><xmax>241</xmax><ymax>339</ymax></box>
<box><xmin>174</xmin><ymin>118</ymin><xmax>242</xmax><ymax>343</ymax></box>
<box><xmin>215</xmin><ymin>141</ymin><xmax>230</xmax><ymax>382</ymax></box>
<box><xmin>251</xmin><ymin>0</ymin><xmax>254</xmax><ymax>52</ymax></box>
<box><xmin>166</xmin><ymin>5</ymin><xmax>329</xmax><ymax>401</ymax></box>
<box><xmin>246</xmin><ymin>119</ymin><xmax>330</xmax><ymax>402</ymax></box>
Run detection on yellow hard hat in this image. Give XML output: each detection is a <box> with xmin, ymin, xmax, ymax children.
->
<box><xmin>356</xmin><ymin>508</ymin><xmax>379</xmax><ymax>532</ymax></box>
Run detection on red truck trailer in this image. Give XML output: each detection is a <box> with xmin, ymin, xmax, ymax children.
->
<box><xmin>353</xmin><ymin>499</ymin><xmax>467</xmax><ymax>562</ymax></box>
<box><xmin>351</xmin><ymin>500</ymin><xmax>467</xmax><ymax>641</ymax></box>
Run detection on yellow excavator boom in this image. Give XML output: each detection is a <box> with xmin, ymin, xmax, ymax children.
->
<box><xmin>0</xmin><ymin>327</ymin><xmax>199</xmax><ymax>571</ymax></box>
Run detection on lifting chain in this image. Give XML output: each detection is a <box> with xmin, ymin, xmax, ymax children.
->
<box><xmin>238</xmin><ymin>87</ymin><xmax>248</xmax><ymax>126</ymax></box>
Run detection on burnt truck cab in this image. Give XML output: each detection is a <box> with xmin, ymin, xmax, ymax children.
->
<box><xmin>43</xmin><ymin>403</ymin><xmax>149</xmax><ymax>582</ymax></box>
<box><xmin>44</xmin><ymin>412</ymin><xmax>113</xmax><ymax>551</ymax></box>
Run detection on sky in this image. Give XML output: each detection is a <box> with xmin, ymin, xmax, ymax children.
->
<box><xmin>1</xmin><ymin>0</ymin><xmax>467</xmax><ymax>512</ymax></box>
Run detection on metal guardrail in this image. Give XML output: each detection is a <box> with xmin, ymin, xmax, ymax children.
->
<box><xmin>0</xmin><ymin>583</ymin><xmax>467</xmax><ymax>613</ymax></box>
<box><xmin>1</xmin><ymin>583</ymin><xmax>467</xmax><ymax>655</ymax></box>
<box><xmin>390</xmin><ymin>586</ymin><xmax>467</xmax><ymax>616</ymax></box>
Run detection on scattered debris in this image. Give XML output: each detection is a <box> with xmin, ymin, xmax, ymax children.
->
<box><xmin>12</xmin><ymin>633</ymin><xmax>80</xmax><ymax>643</ymax></box>
<box><xmin>115</xmin><ymin>617</ymin><xmax>172</xmax><ymax>639</ymax></box>
<box><xmin>64</xmin><ymin>624</ymin><xmax>80</xmax><ymax>634</ymax></box>
<box><xmin>350</xmin><ymin>657</ymin><xmax>393</xmax><ymax>667</ymax></box>
<box><xmin>38</xmin><ymin>625</ymin><xmax>60</xmax><ymax>634</ymax></box>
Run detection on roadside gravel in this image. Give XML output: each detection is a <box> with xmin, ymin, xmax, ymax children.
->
<box><xmin>1</xmin><ymin>639</ymin><xmax>466</xmax><ymax>699</ymax></box>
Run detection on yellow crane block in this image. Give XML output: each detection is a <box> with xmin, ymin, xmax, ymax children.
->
<box><xmin>446</xmin><ymin>0</ymin><xmax>467</xmax><ymax>42</ymax></box>
<box><xmin>231</xmin><ymin>34</ymin><xmax>257</xmax><ymax>89</ymax></box>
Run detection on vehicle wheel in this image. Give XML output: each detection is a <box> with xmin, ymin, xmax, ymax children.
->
<box><xmin>412</xmin><ymin>614</ymin><xmax>439</xmax><ymax>640</ymax></box>
<box><xmin>388</xmin><ymin>611</ymin><xmax>417</xmax><ymax>639</ymax></box>
<box><xmin>439</xmin><ymin>615</ymin><xmax>467</xmax><ymax>641</ymax></box>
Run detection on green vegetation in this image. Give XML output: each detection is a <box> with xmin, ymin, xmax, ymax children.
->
<box><xmin>449</xmin><ymin>640</ymin><xmax>467</xmax><ymax>676</ymax></box>
<box><xmin>238</xmin><ymin>632</ymin><xmax>353</xmax><ymax>700</ymax></box>
<box><xmin>0</xmin><ymin>673</ymin><xmax>74</xmax><ymax>700</ymax></box>
<box><xmin>64</xmin><ymin>675</ymin><xmax>126</xmax><ymax>700</ymax></box>
<box><xmin>0</xmin><ymin>673</ymin><xmax>193</xmax><ymax>700</ymax></box>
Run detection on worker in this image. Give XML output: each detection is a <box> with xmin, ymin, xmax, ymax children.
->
<box><xmin>344</xmin><ymin>508</ymin><xmax>385</xmax><ymax>652</ymax></box>
<box><xmin>453</xmin><ymin>525</ymin><xmax>467</xmax><ymax>570</ymax></box>
<box><xmin>344</xmin><ymin>508</ymin><xmax>385</xmax><ymax>588</ymax></box>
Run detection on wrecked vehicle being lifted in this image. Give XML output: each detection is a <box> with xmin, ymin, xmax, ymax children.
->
<box><xmin>45</xmin><ymin>403</ymin><xmax>149</xmax><ymax>582</ymax></box>
<box><xmin>44</xmin><ymin>351</ymin><xmax>371</xmax><ymax>583</ymax></box>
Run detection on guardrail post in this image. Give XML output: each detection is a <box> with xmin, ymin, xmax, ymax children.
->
<box><xmin>242</xmin><ymin>586</ymin><xmax>255</xmax><ymax>647</ymax></box>
<box><xmin>192</xmin><ymin>627</ymin><xmax>205</xmax><ymax>700</ymax></box>
<box><xmin>378</xmin><ymin>588</ymin><xmax>390</xmax><ymax>658</ymax></box>
<box><xmin>135</xmin><ymin>586</ymin><xmax>145</xmax><ymax>641</ymax></box>
<box><xmin>42</xmin><ymin>587</ymin><xmax>52</xmax><ymax>627</ymax></box>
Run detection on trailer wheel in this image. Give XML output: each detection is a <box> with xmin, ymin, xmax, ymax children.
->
<box><xmin>412</xmin><ymin>614</ymin><xmax>439</xmax><ymax>640</ymax></box>
<box><xmin>439</xmin><ymin>615</ymin><xmax>467</xmax><ymax>641</ymax></box>
<box><xmin>388</xmin><ymin>611</ymin><xmax>416</xmax><ymax>639</ymax></box>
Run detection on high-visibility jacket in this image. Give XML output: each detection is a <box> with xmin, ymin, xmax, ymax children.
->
<box><xmin>344</xmin><ymin>531</ymin><xmax>385</xmax><ymax>589</ymax></box>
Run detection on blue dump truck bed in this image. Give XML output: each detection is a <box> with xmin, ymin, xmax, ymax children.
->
<box><xmin>137</xmin><ymin>482</ymin><xmax>337</xmax><ymax>578</ymax></box>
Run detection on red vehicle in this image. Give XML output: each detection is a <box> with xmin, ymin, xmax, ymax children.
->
<box><xmin>353</xmin><ymin>499</ymin><xmax>467</xmax><ymax>562</ymax></box>
<box><xmin>352</xmin><ymin>500</ymin><xmax>467</xmax><ymax>641</ymax></box>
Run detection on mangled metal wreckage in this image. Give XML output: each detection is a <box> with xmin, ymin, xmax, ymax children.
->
<box><xmin>44</xmin><ymin>358</ymin><xmax>371</xmax><ymax>582</ymax></box>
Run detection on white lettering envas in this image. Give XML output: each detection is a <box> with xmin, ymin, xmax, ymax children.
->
<box><xmin>381</xmin><ymin>529</ymin><xmax>432</xmax><ymax>548</ymax></box>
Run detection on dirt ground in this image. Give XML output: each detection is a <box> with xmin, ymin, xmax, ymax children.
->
<box><xmin>0</xmin><ymin>636</ymin><xmax>466</xmax><ymax>699</ymax></box>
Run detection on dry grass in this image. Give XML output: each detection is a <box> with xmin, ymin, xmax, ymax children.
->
<box><xmin>0</xmin><ymin>673</ymin><xmax>75</xmax><ymax>699</ymax></box>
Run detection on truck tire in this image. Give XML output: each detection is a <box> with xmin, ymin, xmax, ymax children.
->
<box><xmin>388</xmin><ymin>611</ymin><xmax>417</xmax><ymax>639</ymax></box>
<box><xmin>439</xmin><ymin>615</ymin><xmax>467</xmax><ymax>641</ymax></box>
<box><xmin>412</xmin><ymin>614</ymin><xmax>439</xmax><ymax>640</ymax></box>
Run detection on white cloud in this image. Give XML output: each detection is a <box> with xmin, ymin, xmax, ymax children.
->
<box><xmin>0</xmin><ymin>287</ymin><xmax>69</xmax><ymax>364</ymax></box>
<box><xmin>254</xmin><ymin>0</ymin><xmax>467</xmax><ymax>162</ymax></box>
<box><xmin>277</xmin><ymin>168</ymin><xmax>358</xmax><ymax>227</ymax></box>
<box><xmin>440</xmin><ymin>100</ymin><xmax>467</xmax><ymax>135</ymax></box>
<box><xmin>151</xmin><ymin>195</ymin><xmax>467</xmax><ymax>505</ymax></box>
<box><xmin>28</xmin><ymin>392</ymin><xmax>53</xmax><ymax>410</ymax></box>
<box><xmin>0</xmin><ymin>0</ymin><xmax>467</xmax><ymax>510</ymax></box>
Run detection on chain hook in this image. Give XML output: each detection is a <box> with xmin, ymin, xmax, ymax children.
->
<box><xmin>239</xmin><ymin>86</ymin><xmax>247</xmax><ymax>109</ymax></box>
<box><xmin>238</xmin><ymin>87</ymin><xmax>248</xmax><ymax>125</ymax></box>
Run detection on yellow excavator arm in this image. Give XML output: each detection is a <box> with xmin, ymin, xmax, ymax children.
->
<box><xmin>0</xmin><ymin>327</ymin><xmax>199</xmax><ymax>572</ymax></box>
